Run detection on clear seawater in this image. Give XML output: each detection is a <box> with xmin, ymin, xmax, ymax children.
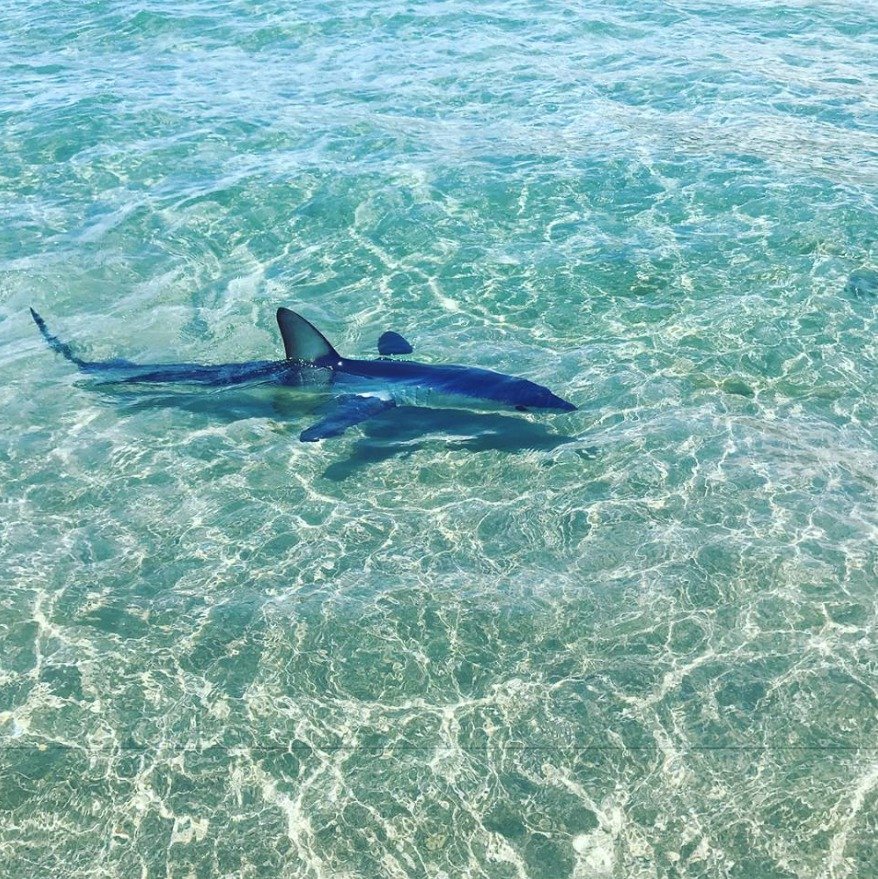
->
<box><xmin>1</xmin><ymin>1</ymin><xmax>876</xmax><ymax>876</ymax></box>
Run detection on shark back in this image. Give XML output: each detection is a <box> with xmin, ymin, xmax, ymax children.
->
<box><xmin>335</xmin><ymin>357</ymin><xmax>575</xmax><ymax>412</ymax></box>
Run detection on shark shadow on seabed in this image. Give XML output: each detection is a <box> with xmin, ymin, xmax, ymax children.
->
<box><xmin>320</xmin><ymin>405</ymin><xmax>594</xmax><ymax>481</ymax></box>
<box><xmin>101</xmin><ymin>384</ymin><xmax>323</xmax><ymax>425</ymax></box>
<box><xmin>98</xmin><ymin>388</ymin><xmax>591</xmax><ymax>480</ymax></box>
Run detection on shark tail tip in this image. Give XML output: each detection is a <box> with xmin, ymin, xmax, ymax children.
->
<box><xmin>30</xmin><ymin>308</ymin><xmax>52</xmax><ymax>340</ymax></box>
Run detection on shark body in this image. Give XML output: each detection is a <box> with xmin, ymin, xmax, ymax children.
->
<box><xmin>31</xmin><ymin>306</ymin><xmax>575</xmax><ymax>442</ymax></box>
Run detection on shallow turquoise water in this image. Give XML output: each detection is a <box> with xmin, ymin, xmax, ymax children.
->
<box><xmin>1</xmin><ymin>1</ymin><xmax>877</xmax><ymax>876</ymax></box>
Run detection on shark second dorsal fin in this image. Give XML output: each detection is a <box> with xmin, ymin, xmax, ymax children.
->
<box><xmin>377</xmin><ymin>331</ymin><xmax>413</xmax><ymax>356</ymax></box>
<box><xmin>276</xmin><ymin>308</ymin><xmax>340</xmax><ymax>364</ymax></box>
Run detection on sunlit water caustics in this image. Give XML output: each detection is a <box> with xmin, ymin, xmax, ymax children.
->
<box><xmin>1</xmin><ymin>1</ymin><xmax>877</xmax><ymax>877</ymax></box>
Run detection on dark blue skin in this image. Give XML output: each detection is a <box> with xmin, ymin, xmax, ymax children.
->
<box><xmin>329</xmin><ymin>357</ymin><xmax>576</xmax><ymax>411</ymax></box>
<box><xmin>30</xmin><ymin>306</ymin><xmax>576</xmax><ymax>441</ymax></box>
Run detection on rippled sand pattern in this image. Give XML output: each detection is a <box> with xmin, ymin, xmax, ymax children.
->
<box><xmin>1</xmin><ymin>1</ymin><xmax>876</xmax><ymax>877</ymax></box>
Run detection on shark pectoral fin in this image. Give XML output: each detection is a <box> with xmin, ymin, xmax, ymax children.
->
<box><xmin>377</xmin><ymin>331</ymin><xmax>413</xmax><ymax>356</ymax></box>
<box><xmin>300</xmin><ymin>394</ymin><xmax>396</xmax><ymax>442</ymax></box>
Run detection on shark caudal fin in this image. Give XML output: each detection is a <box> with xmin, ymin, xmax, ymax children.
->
<box><xmin>30</xmin><ymin>308</ymin><xmax>88</xmax><ymax>368</ymax></box>
<box><xmin>276</xmin><ymin>307</ymin><xmax>340</xmax><ymax>365</ymax></box>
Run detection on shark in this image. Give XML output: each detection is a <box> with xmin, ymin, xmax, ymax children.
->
<box><xmin>30</xmin><ymin>306</ymin><xmax>576</xmax><ymax>442</ymax></box>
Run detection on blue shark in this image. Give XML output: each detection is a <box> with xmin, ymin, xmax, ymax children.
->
<box><xmin>30</xmin><ymin>306</ymin><xmax>576</xmax><ymax>442</ymax></box>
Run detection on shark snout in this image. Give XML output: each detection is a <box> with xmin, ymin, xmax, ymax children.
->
<box><xmin>519</xmin><ymin>382</ymin><xmax>577</xmax><ymax>412</ymax></box>
<box><xmin>542</xmin><ymin>391</ymin><xmax>576</xmax><ymax>412</ymax></box>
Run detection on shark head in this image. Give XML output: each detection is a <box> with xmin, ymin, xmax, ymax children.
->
<box><xmin>504</xmin><ymin>376</ymin><xmax>577</xmax><ymax>412</ymax></box>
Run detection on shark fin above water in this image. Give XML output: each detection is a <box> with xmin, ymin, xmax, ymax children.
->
<box><xmin>300</xmin><ymin>394</ymin><xmax>396</xmax><ymax>442</ymax></box>
<box><xmin>276</xmin><ymin>307</ymin><xmax>340</xmax><ymax>365</ymax></box>
<box><xmin>377</xmin><ymin>331</ymin><xmax>414</xmax><ymax>356</ymax></box>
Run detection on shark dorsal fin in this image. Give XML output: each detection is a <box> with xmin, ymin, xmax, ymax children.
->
<box><xmin>377</xmin><ymin>331</ymin><xmax>413</xmax><ymax>356</ymax></box>
<box><xmin>276</xmin><ymin>308</ymin><xmax>340</xmax><ymax>364</ymax></box>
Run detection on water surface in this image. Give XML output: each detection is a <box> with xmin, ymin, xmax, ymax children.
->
<box><xmin>1</xmin><ymin>1</ymin><xmax>877</xmax><ymax>877</ymax></box>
